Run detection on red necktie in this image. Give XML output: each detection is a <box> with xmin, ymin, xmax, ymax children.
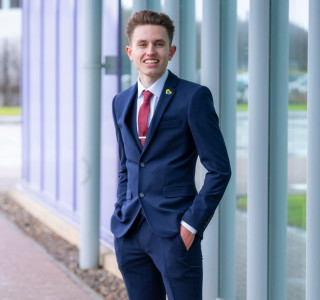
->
<box><xmin>138</xmin><ymin>90</ymin><xmax>153</xmax><ymax>146</ymax></box>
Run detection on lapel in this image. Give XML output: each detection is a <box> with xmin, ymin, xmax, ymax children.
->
<box><xmin>122</xmin><ymin>83</ymin><xmax>143</xmax><ymax>151</ymax></box>
<box><xmin>142</xmin><ymin>71</ymin><xmax>179</xmax><ymax>153</ymax></box>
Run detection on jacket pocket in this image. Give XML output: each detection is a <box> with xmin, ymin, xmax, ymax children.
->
<box><xmin>159</xmin><ymin>119</ymin><xmax>182</xmax><ymax>128</ymax></box>
<box><xmin>163</xmin><ymin>186</ymin><xmax>197</xmax><ymax>198</ymax></box>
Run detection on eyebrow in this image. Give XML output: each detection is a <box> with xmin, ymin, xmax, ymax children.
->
<box><xmin>136</xmin><ymin>39</ymin><xmax>166</xmax><ymax>44</ymax></box>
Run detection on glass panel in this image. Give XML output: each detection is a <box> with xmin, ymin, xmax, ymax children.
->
<box><xmin>287</xmin><ymin>0</ymin><xmax>308</xmax><ymax>299</ymax></box>
<box><xmin>0</xmin><ymin>27</ymin><xmax>21</xmax><ymax>107</ymax></box>
<box><xmin>236</xmin><ymin>0</ymin><xmax>249</xmax><ymax>299</ymax></box>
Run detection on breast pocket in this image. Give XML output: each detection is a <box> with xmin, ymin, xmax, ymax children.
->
<box><xmin>159</xmin><ymin>119</ymin><xmax>182</xmax><ymax>128</ymax></box>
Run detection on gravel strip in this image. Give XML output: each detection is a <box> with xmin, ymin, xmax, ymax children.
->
<box><xmin>0</xmin><ymin>193</ymin><xmax>128</xmax><ymax>300</ymax></box>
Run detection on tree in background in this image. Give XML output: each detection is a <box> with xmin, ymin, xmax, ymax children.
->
<box><xmin>0</xmin><ymin>38</ymin><xmax>20</xmax><ymax>107</ymax></box>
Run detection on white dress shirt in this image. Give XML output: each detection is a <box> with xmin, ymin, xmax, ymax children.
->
<box><xmin>136</xmin><ymin>70</ymin><xmax>169</xmax><ymax>132</ymax></box>
<box><xmin>136</xmin><ymin>70</ymin><xmax>197</xmax><ymax>235</ymax></box>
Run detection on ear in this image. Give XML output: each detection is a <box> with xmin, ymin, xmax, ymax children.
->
<box><xmin>126</xmin><ymin>45</ymin><xmax>134</xmax><ymax>61</ymax></box>
<box><xmin>168</xmin><ymin>45</ymin><xmax>177</xmax><ymax>61</ymax></box>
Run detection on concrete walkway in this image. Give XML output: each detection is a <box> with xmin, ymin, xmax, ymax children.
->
<box><xmin>0</xmin><ymin>212</ymin><xmax>102</xmax><ymax>300</ymax></box>
<box><xmin>0</xmin><ymin>119</ymin><xmax>102</xmax><ymax>300</ymax></box>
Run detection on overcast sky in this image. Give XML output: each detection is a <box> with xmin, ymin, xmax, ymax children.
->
<box><xmin>0</xmin><ymin>9</ymin><xmax>21</xmax><ymax>38</ymax></box>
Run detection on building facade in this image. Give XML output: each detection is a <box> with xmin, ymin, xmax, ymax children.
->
<box><xmin>19</xmin><ymin>0</ymin><xmax>317</xmax><ymax>299</ymax></box>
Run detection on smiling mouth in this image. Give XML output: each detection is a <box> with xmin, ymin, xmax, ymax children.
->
<box><xmin>144</xmin><ymin>60</ymin><xmax>159</xmax><ymax>64</ymax></box>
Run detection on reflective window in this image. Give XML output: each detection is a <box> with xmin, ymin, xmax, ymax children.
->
<box><xmin>236</xmin><ymin>0</ymin><xmax>249</xmax><ymax>299</ymax></box>
<box><xmin>287</xmin><ymin>0</ymin><xmax>308</xmax><ymax>299</ymax></box>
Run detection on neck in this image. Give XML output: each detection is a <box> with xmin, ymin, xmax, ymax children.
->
<box><xmin>139</xmin><ymin>77</ymin><xmax>156</xmax><ymax>88</ymax></box>
<box><xmin>139</xmin><ymin>73</ymin><xmax>164</xmax><ymax>88</ymax></box>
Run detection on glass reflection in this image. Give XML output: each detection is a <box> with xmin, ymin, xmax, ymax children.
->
<box><xmin>287</xmin><ymin>0</ymin><xmax>308</xmax><ymax>299</ymax></box>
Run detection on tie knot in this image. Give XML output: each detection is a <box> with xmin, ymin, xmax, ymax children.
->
<box><xmin>142</xmin><ymin>90</ymin><xmax>153</xmax><ymax>104</ymax></box>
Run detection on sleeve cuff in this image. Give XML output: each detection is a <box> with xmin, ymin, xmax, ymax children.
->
<box><xmin>181</xmin><ymin>221</ymin><xmax>197</xmax><ymax>234</ymax></box>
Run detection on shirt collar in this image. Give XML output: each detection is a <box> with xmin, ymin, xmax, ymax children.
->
<box><xmin>137</xmin><ymin>70</ymin><xmax>169</xmax><ymax>99</ymax></box>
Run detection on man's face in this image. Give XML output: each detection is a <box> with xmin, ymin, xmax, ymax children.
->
<box><xmin>126</xmin><ymin>24</ymin><xmax>176</xmax><ymax>87</ymax></box>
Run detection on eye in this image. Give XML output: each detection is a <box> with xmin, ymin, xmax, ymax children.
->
<box><xmin>138</xmin><ymin>43</ymin><xmax>147</xmax><ymax>47</ymax></box>
<box><xmin>155</xmin><ymin>42</ymin><xmax>164</xmax><ymax>47</ymax></box>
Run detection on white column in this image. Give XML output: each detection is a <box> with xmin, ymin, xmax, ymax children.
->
<box><xmin>180</xmin><ymin>0</ymin><xmax>196</xmax><ymax>81</ymax></box>
<box><xmin>268</xmin><ymin>1</ymin><xmax>288</xmax><ymax>298</ymax></box>
<box><xmin>78</xmin><ymin>0</ymin><xmax>102</xmax><ymax>269</ymax></box>
<box><xmin>201</xmin><ymin>2</ymin><xmax>220</xmax><ymax>298</ymax></box>
<box><xmin>247</xmin><ymin>2</ymin><xmax>270</xmax><ymax>298</ymax></box>
<box><xmin>307</xmin><ymin>0</ymin><xmax>320</xmax><ymax>298</ymax></box>
<box><xmin>218</xmin><ymin>1</ymin><xmax>237</xmax><ymax>299</ymax></box>
<box><xmin>148</xmin><ymin>0</ymin><xmax>161</xmax><ymax>12</ymax></box>
<box><xmin>133</xmin><ymin>0</ymin><xmax>148</xmax><ymax>11</ymax></box>
<box><xmin>163</xmin><ymin>0</ymin><xmax>180</xmax><ymax>76</ymax></box>
<box><xmin>201</xmin><ymin>1</ymin><xmax>237</xmax><ymax>299</ymax></box>
<box><xmin>248</xmin><ymin>1</ymin><xmax>270</xmax><ymax>297</ymax></box>
<box><xmin>130</xmin><ymin>0</ymin><xmax>148</xmax><ymax>84</ymax></box>
<box><xmin>247</xmin><ymin>0</ymin><xmax>288</xmax><ymax>299</ymax></box>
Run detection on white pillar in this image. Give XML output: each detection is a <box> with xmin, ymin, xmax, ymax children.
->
<box><xmin>78</xmin><ymin>0</ymin><xmax>102</xmax><ymax>269</ymax></box>
<box><xmin>247</xmin><ymin>1</ymin><xmax>270</xmax><ymax>297</ymax></box>
<box><xmin>130</xmin><ymin>0</ymin><xmax>149</xmax><ymax>84</ymax></box>
<box><xmin>268</xmin><ymin>1</ymin><xmax>289</xmax><ymax>298</ymax></box>
<box><xmin>218</xmin><ymin>1</ymin><xmax>237</xmax><ymax>299</ymax></box>
<box><xmin>201</xmin><ymin>0</ymin><xmax>220</xmax><ymax>299</ymax></box>
<box><xmin>201</xmin><ymin>1</ymin><xmax>237</xmax><ymax>299</ymax></box>
<box><xmin>148</xmin><ymin>0</ymin><xmax>161</xmax><ymax>12</ymax></box>
<box><xmin>306</xmin><ymin>0</ymin><xmax>320</xmax><ymax>298</ymax></box>
<box><xmin>247</xmin><ymin>0</ymin><xmax>288</xmax><ymax>299</ymax></box>
<box><xmin>163</xmin><ymin>0</ymin><xmax>180</xmax><ymax>76</ymax></box>
<box><xmin>180</xmin><ymin>0</ymin><xmax>196</xmax><ymax>81</ymax></box>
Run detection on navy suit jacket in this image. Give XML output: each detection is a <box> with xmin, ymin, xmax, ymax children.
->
<box><xmin>111</xmin><ymin>71</ymin><xmax>231</xmax><ymax>239</ymax></box>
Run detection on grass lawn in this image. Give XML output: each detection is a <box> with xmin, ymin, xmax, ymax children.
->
<box><xmin>0</xmin><ymin>106</ymin><xmax>21</xmax><ymax>116</ymax></box>
<box><xmin>288</xmin><ymin>103</ymin><xmax>307</xmax><ymax>111</ymax></box>
<box><xmin>237</xmin><ymin>194</ymin><xmax>306</xmax><ymax>230</ymax></box>
<box><xmin>237</xmin><ymin>103</ymin><xmax>249</xmax><ymax>111</ymax></box>
<box><xmin>237</xmin><ymin>103</ymin><xmax>307</xmax><ymax>112</ymax></box>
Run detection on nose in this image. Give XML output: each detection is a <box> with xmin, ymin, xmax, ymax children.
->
<box><xmin>146</xmin><ymin>44</ymin><xmax>156</xmax><ymax>55</ymax></box>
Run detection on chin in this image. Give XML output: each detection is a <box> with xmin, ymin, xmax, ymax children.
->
<box><xmin>143</xmin><ymin>71</ymin><xmax>160</xmax><ymax>77</ymax></box>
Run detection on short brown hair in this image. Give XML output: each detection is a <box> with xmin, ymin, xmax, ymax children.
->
<box><xmin>126</xmin><ymin>10</ymin><xmax>175</xmax><ymax>45</ymax></box>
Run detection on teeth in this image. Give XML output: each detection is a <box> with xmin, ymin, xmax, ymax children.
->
<box><xmin>145</xmin><ymin>60</ymin><xmax>158</xmax><ymax>64</ymax></box>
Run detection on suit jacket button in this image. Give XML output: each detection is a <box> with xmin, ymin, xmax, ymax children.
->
<box><xmin>140</xmin><ymin>162</ymin><xmax>145</xmax><ymax>168</ymax></box>
<box><xmin>139</xmin><ymin>193</ymin><xmax>145</xmax><ymax>198</ymax></box>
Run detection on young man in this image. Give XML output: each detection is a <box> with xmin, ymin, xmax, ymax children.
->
<box><xmin>111</xmin><ymin>10</ymin><xmax>231</xmax><ymax>300</ymax></box>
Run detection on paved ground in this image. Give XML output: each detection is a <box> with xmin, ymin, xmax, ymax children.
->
<box><xmin>0</xmin><ymin>212</ymin><xmax>102</xmax><ymax>300</ymax></box>
<box><xmin>0</xmin><ymin>118</ymin><xmax>103</xmax><ymax>300</ymax></box>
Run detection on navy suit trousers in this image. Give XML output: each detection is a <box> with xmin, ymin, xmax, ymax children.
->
<box><xmin>114</xmin><ymin>214</ymin><xmax>203</xmax><ymax>300</ymax></box>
